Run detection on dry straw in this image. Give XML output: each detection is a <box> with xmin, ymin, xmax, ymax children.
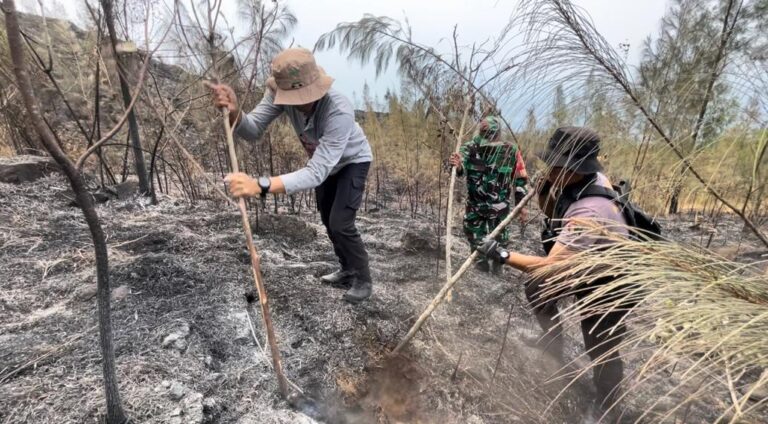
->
<box><xmin>534</xmin><ymin>223</ymin><xmax>768</xmax><ymax>422</ymax></box>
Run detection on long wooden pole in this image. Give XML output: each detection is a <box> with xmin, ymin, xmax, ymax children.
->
<box><xmin>444</xmin><ymin>96</ymin><xmax>474</xmax><ymax>300</ymax></box>
<box><xmin>220</xmin><ymin>108</ymin><xmax>289</xmax><ymax>398</ymax></box>
<box><xmin>393</xmin><ymin>189</ymin><xmax>535</xmax><ymax>354</ymax></box>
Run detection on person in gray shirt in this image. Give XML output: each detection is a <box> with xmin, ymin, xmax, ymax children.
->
<box><xmin>478</xmin><ymin>127</ymin><xmax>632</xmax><ymax>414</ymax></box>
<box><xmin>208</xmin><ymin>48</ymin><xmax>374</xmax><ymax>303</ymax></box>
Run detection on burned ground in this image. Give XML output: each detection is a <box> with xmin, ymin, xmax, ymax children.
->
<box><xmin>1</xmin><ymin>176</ymin><xmax>766</xmax><ymax>423</ymax></box>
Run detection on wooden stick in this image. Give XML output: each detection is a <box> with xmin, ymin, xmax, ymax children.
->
<box><xmin>393</xmin><ymin>189</ymin><xmax>535</xmax><ymax>354</ymax></box>
<box><xmin>220</xmin><ymin>107</ymin><xmax>289</xmax><ymax>398</ymax></box>
<box><xmin>444</xmin><ymin>97</ymin><xmax>474</xmax><ymax>301</ymax></box>
<box><xmin>491</xmin><ymin>304</ymin><xmax>515</xmax><ymax>385</ymax></box>
<box><xmin>0</xmin><ymin>326</ymin><xmax>95</xmax><ymax>384</ymax></box>
<box><xmin>155</xmin><ymin>105</ymin><xmax>236</xmax><ymax>208</ymax></box>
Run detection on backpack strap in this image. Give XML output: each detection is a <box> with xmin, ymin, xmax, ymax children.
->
<box><xmin>466</xmin><ymin>142</ymin><xmax>488</xmax><ymax>173</ymax></box>
<box><xmin>550</xmin><ymin>174</ymin><xmax>636</xmax><ymax>230</ymax></box>
<box><xmin>551</xmin><ymin>174</ymin><xmax>599</xmax><ymax>223</ymax></box>
<box><xmin>543</xmin><ymin>175</ymin><xmax>658</xmax><ymax>251</ymax></box>
<box><xmin>578</xmin><ymin>185</ymin><xmax>618</xmax><ymax>201</ymax></box>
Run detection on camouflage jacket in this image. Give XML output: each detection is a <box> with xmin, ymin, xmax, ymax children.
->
<box><xmin>457</xmin><ymin>135</ymin><xmax>527</xmax><ymax>215</ymax></box>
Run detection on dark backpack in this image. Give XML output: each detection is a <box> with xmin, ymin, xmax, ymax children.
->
<box><xmin>541</xmin><ymin>175</ymin><xmax>662</xmax><ymax>254</ymax></box>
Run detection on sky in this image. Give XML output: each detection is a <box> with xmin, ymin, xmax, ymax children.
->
<box><xmin>275</xmin><ymin>0</ymin><xmax>670</xmax><ymax>105</ymax></box>
<box><xmin>54</xmin><ymin>0</ymin><xmax>670</xmax><ymax>109</ymax></box>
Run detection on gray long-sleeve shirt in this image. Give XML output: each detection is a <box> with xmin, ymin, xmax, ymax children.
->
<box><xmin>235</xmin><ymin>88</ymin><xmax>373</xmax><ymax>194</ymax></box>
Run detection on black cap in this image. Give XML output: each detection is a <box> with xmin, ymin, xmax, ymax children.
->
<box><xmin>536</xmin><ymin>126</ymin><xmax>602</xmax><ymax>175</ymax></box>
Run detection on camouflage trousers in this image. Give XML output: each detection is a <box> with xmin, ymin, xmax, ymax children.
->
<box><xmin>463</xmin><ymin>206</ymin><xmax>511</xmax><ymax>251</ymax></box>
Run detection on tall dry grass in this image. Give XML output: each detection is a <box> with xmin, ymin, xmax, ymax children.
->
<box><xmin>534</xmin><ymin>225</ymin><xmax>768</xmax><ymax>422</ymax></box>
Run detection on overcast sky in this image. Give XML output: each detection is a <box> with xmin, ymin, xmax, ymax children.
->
<box><xmin>276</xmin><ymin>0</ymin><xmax>669</xmax><ymax>104</ymax></box>
<box><xmin>56</xmin><ymin>0</ymin><xmax>670</xmax><ymax>108</ymax></box>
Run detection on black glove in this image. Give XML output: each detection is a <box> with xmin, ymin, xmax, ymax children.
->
<box><xmin>514</xmin><ymin>186</ymin><xmax>527</xmax><ymax>204</ymax></box>
<box><xmin>477</xmin><ymin>238</ymin><xmax>510</xmax><ymax>264</ymax></box>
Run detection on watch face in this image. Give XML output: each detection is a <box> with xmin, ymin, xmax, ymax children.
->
<box><xmin>500</xmin><ymin>251</ymin><xmax>509</xmax><ymax>259</ymax></box>
<box><xmin>258</xmin><ymin>177</ymin><xmax>270</xmax><ymax>196</ymax></box>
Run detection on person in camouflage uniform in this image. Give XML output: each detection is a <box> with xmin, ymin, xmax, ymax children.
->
<box><xmin>449</xmin><ymin>116</ymin><xmax>528</xmax><ymax>273</ymax></box>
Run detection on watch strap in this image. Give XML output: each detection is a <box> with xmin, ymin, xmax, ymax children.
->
<box><xmin>258</xmin><ymin>176</ymin><xmax>270</xmax><ymax>198</ymax></box>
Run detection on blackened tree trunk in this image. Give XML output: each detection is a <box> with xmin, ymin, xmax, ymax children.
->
<box><xmin>100</xmin><ymin>0</ymin><xmax>150</xmax><ymax>195</ymax></box>
<box><xmin>2</xmin><ymin>1</ymin><xmax>128</xmax><ymax>422</ymax></box>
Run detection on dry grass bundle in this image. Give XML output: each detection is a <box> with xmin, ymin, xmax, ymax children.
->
<box><xmin>534</xmin><ymin>225</ymin><xmax>768</xmax><ymax>422</ymax></box>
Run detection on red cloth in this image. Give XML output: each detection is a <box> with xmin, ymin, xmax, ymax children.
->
<box><xmin>514</xmin><ymin>149</ymin><xmax>528</xmax><ymax>180</ymax></box>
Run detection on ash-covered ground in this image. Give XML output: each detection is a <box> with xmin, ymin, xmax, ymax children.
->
<box><xmin>1</xmin><ymin>175</ymin><xmax>766</xmax><ymax>423</ymax></box>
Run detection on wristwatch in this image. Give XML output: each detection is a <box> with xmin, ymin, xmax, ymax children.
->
<box><xmin>498</xmin><ymin>249</ymin><xmax>510</xmax><ymax>262</ymax></box>
<box><xmin>257</xmin><ymin>176</ymin><xmax>271</xmax><ymax>199</ymax></box>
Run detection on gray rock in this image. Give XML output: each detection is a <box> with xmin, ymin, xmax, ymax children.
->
<box><xmin>155</xmin><ymin>379</ymin><xmax>172</xmax><ymax>393</ymax></box>
<box><xmin>162</xmin><ymin>322</ymin><xmax>191</xmax><ymax>351</ymax></box>
<box><xmin>173</xmin><ymin>337</ymin><xmax>188</xmax><ymax>351</ymax></box>
<box><xmin>182</xmin><ymin>392</ymin><xmax>204</xmax><ymax>424</ymax></box>
<box><xmin>168</xmin><ymin>381</ymin><xmax>187</xmax><ymax>401</ymax></box>
<box><xmin>0</xmin><ymin>156</ymin><xmax>60</xmax><ymax>184</ymax></box>
<box><xmin>110</xmin><ymin>285</ymin><xmax>130</xmax><ymax>302</ymax></box>
<box><xmin>74</xmin><ymin>284</ymin><xmax>98</xmax><ymax>301</ymax></box>
<box><xmin>161</xmin><ymin>333</ymin><xmax>187</xmax><ymax>351</ymax></box>
<box><xmin>232</xmin><ymin>312</ymin><xmax>253</xmax><ymax>345</ymax></box>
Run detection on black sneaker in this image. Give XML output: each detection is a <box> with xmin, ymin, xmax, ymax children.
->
<box><xmin>343</xmin><ymin>278</ymin><xmax>372</xmax><ymax>304</ymax></box>
<box><xmin>319</xmin><ymin>269</ymin><xmax>355</xmax><ymax>289</ymax></box>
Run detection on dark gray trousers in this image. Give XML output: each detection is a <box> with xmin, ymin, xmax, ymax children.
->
<box><xmin>525</xmin><ymin>276</ymin><xmax>628</xmax><ymax>406</ymax></box>
<box><xmin>316</xmin><ymin>162</ymin><xmax>371</xmax><ymax>282</ymax></box>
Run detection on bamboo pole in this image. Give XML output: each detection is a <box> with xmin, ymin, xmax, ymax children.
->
<box><xmin>220</xmin><ymin>107</ymin><xmax>289</xmax><ymax>398</ymax></box>
<box><xmin>393</xmin><ymin>189</ymin><xmax>536</xmax><ymax>354</ymax></box>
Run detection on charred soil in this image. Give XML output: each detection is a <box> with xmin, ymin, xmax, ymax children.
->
<box><xmin>1</xmin><ymin>176</ymin><xmax>767</xmax><ymax>423</ymax></box>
